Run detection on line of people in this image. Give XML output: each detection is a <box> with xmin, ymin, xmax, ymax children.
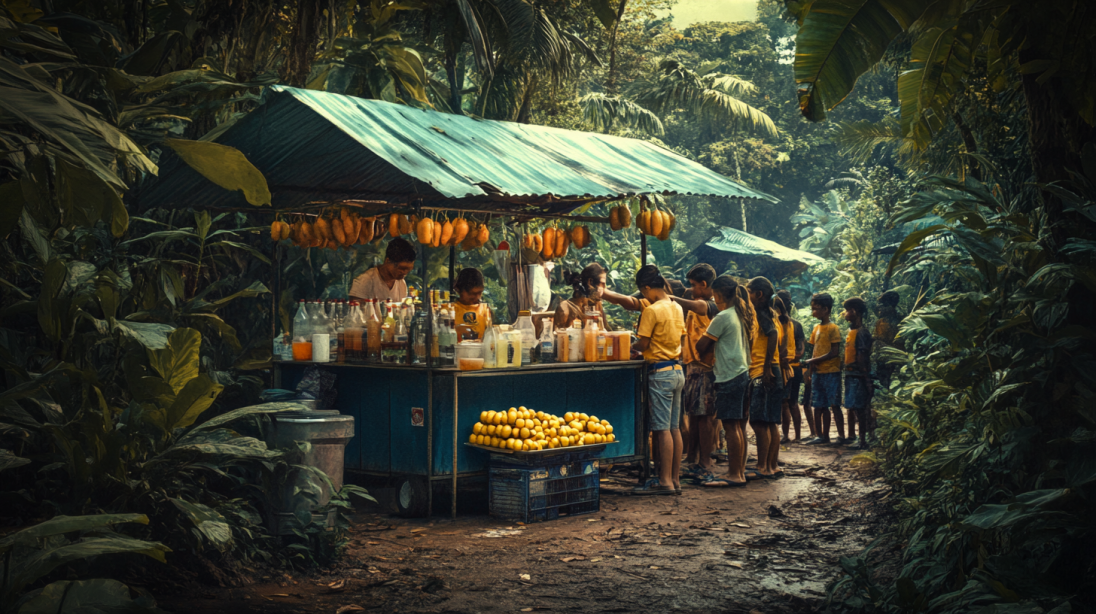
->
<box><xmin>562</xmin><ymin>261</ymin><xmax>882</xmax><ymax>494</ymax></box>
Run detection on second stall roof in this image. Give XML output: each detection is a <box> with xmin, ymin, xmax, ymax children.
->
<box><xmin>135</xmin><ymin>86</ymin><xmax>778</xmax><ymax>213</ymax></box>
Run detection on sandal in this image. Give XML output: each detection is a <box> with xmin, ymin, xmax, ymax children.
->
<box><xmin>744</xmin><ymin>470</ymin><xmax>763</xmax><ymax>481</ymax></box>
<box><xmin>700</xmin><ymin>474</ymin><xmax>747</xmax><ymax>488</ymax></box>
<box><xmin>632</xmin><ymin>478</ymin><xmax>675</xmax><ymax>496</ymax></box>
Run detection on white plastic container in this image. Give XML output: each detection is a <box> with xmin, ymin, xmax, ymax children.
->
<box><xmin>312</xmin><ymin>333</ymin><xmax>331</xmax><ymax>362</ymax></box>
<box><xmin>483</xmin><ymin>326</ymin><xmax>501</xmax><ymax>368</ymax></box>
<box><xmin>567</xmin><ymin>326</ymin><xmax>584</xmax><ymax>362</ymax></box>
<box><xmin>455</xmin><ymin>341</ymin><xmax>484</xmax><ymax>363</ymax></box>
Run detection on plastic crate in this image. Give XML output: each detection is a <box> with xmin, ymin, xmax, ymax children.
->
<box><xmin>488</xmin><ymin>446</ymin><xmax>605</xmax><ymax>467</ymax></box>
<box><xmin>489</xmin><ymin>458</ymin><xmax>600</xmax><ymax>523</ymax></box>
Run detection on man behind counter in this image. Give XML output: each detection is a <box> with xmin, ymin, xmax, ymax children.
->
<box><xmin>349</xmin><ymin>237</ymin><xmax>416</xmax><ymax>302</ymax></box>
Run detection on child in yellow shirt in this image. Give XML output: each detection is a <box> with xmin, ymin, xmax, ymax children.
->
<box><xmin>804</xmin><ymin>293</ymin><xmax>843</xmax><ymax>444</ymax></box>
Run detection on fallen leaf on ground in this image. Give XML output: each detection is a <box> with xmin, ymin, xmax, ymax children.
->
<box><xmin>733</xmin><ymin>523</ymin><xmax>751</xmax><ymax>528</ymax></box>
<box><xmin>561</xmin><ymin>556</ymin><xmax>586</xmax><ymax>562</ymax></box>
<box><xmin>701</xmin><ymin>510</ymin><xmax>719</xmax><ymax>515</ymax></box>
<box><xmin>519</xmin><ymin>574</ymin><xmax>531</xmax><ymax>581</ymax></box>
<box><xmin>410</xmin><ymin>528</ymin><xmax>425</xmax><ymax>533</ymax></box>
<box><xmin>590</xmin><ymin>557</ymin><xmax>603</xmax><ymax>562</ymax></box>
<box><xmin>649</xmin><ymin>566</ymin><xmax>660</xmax><ymax>570</ymax></box>
<box><xmin>336</xmin><ymin>606</ymin><xmax>365</xmax><ymax>614</ymax></box>
<box><xmin>726</xmin><ymin>561</ymin><xmax>744</xmax><ymax>568</ymax></box>
<box><xmin>659</xmin><ymin>511</ymin><xmax>678</xmax><ymax>516</ymax></box>
<box><xmin>367</xmin><ymin>542</ymin><xmax>379</xmax><ymax>546</ymax></box>
<box><xmin>326</xmin><ymin>579</ymin><xmax>346</xmax><ymax>590</ymax></box>
<box><xmin>270</xmin><ymin>594</ymin><xmax>290</xmax><ymax>597</ymax></box>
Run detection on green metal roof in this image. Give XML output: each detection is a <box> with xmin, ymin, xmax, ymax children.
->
<box><xmin>696</xmin><ymin>226</ymin><xmax>827</xmax><ymax>280</ymax></box>
<box><xmin>135</xmin><ymin>86</ymin><xmax>778</xmax><ymax>213</ymax></box>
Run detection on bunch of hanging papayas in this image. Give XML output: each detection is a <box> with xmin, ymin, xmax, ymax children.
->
<box><xmin>519</xmin><ymin>223</ymin><xmax>595</xmax><ymax>261</ymax></box>
<box><xmin>396</xmin><ymin>211</ymin><xmax>487</xmax><ymax>250</ymax></box>
<box><xmin>272</xmin><ymin>207</ymin><xmax>387</xmax><ymax>250</ymax></box>
<box><xmin>608</xmin><ymin>204</ymin><xmax>632</xmax><ymax>231</ymax></box>
<box><xmin>637</xmin><ymin>201</ymin><xmax>675</xmax><ymax>241</ymax></box>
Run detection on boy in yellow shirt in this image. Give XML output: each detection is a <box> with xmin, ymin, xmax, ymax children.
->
<box><xmin>804</xmin><ymin>293</ymin><xmax>843</xmax><ymax>444</ymax></box>
<box><xmin>842</xmin><ymin>297</ymin><xmax>874</xmax><ymax>449</ymax></box>
<box><xmin>630</xmin><ymin>265</ymin><xmax>685</xmax><ymax>495</ymax></box>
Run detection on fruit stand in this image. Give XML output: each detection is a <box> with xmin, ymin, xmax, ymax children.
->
<box><xmin>272</xmin><ymin>359</ymin><xmax>644</xmax><ymax>518</ymax></box>
<box><xmin>136</xmin><ymin>86</ymin><xmax>778</xmax><ymax>519</ymax></box>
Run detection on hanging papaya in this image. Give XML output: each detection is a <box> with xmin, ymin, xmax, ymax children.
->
<box><xmin>440</xmin><ymin>219</ymin><xmax>454</xmax><ymax>245</ymax></box>
<box><xmin>460</xmin><ymin>224</ymin><xmax>480</xmax><ymax>250</ymax></box>
<box><xmin>477</xmin><ymin>222</ymin><xmax>490</xmax><ymax>246</ymax></box>
<box><xmin>270</xmin><ymin>220</ymin><xmax>281</xmax><ymax>241</ymax></box>
<box><xmin>416</xmin><ymin>216</ymin><xmax>434</xmax><ymax>245</ymax></box>
<box><xmin>609</xmin><ymin>207</ymin><xmax>622</xmax><ymax>231</ymax></box>
<box><xmin>452</xmin><ymin>217</ymin><xmax>470</xmax><ymax>244</ymax></box>
<box><xmin>342</xmin><ymin>213</ymin><xmax>356</xmax><ymax>242</ymax></box>
<box><xmin>389</xmin><ymin>213</ymin><xmax>402</xmax><ymax>237</ymax></box>
<box><xmin>332</xmin><ymin>217</ymin><xmax>347</xmax><ymax>245</ymax></box>
<box><xmin>399</xmin><ymin>214</ymin><xmax>412</xmax><ymax>236</ymax></box>
<box><xmin>314</xmin><ymin>216</ymin><xmax>332</xmax><ymax>242</ymax></box>
<box><xmin>650</xmin><ymin>208</ymin><xmax>664</xmax><ymax>237</ymax></box>
<box><xmin>557</xmin><ymin>227</ymin><xmax>570</xmax><ymax>258</ymax></box>
<box><xmin>620</xmin><ymin>205</ymin><xmax>632</xmax><ymax>228</ymax></box>
<box><xmin>532</xmin><ymin>233</ymin><xmax>543</xmax><ymax>252</ymax></box>
<box><xmin>299</xmin><ymin>221</ymin><xmax>314</xmax><ymax>244</ymax></box>
<box><xmin>542</xmin><ymin>227</ymin><xmax>556</xmax><ymax>259</ymax></box>
<box><xmin>432</xmin><ymin>220</ymin><xmax>442</xmax><ymax>247</ymax></box>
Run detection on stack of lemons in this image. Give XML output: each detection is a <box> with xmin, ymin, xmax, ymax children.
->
<box><xmin>468</xmin><ymin>406</ymin><xmax>616</xmax><ymax>451</ymax></box>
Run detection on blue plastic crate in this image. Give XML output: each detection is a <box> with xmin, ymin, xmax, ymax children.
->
<box><xmin>489</xmin><ymin>459</ymin><xmax>600</xmax><ymax>523</ymax></box>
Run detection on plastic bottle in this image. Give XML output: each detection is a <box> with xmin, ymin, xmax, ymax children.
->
<box><xmin>326</xmin><ymin>302</ymin><xmax>339</xmax><ymax>362</ymax></box>
<box><xmin>483</xmin><ymin>325</ymin><xmax>500</xmax><ymax>368</ymax></box>
<box><xmin>515</xmin><ymin>310</ymin><xmax>536</xmax><ymax>366</ymax></box>
<box><xmin>292</xmin><ymin>300</ymin><xmax>313</xmax><ymax>360</ymax></box>
<box><xmin>366</xmin><ymin>300</ymin><xmax>381</xmax><ymax>362</ymax></box>
<box><xmin>539</xmin><ymin>321</ymin><xmax>555</xmax><ymax>364</ymax></box>
<box><xmin>584</xmin><ymin>318</ymin><xmax>599</xmax><ymax>363</ymax></box>
<box><xmin>443</xmin><ymin>306</ymin><xmax>457</xmax><ymax>366</ymax></box>
<box><xmin>411</xmin><ymin>306</ymin><xmax>428</xmax><ymax>365</ymax></box>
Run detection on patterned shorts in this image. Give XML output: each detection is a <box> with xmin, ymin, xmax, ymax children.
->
<box><xmin>683</xmin><ymin>368</ymin><xmax>716</xmax><ymax>417</ymax></box>
<box><xmin>845</xmin><ymin>375</ymin><xmax>872</xmax><ymax>410</ymax></box>
<box><xmin>811</xmin><ymin>372</ymin><xmax>841</xmax><ymax>409</ymax></box>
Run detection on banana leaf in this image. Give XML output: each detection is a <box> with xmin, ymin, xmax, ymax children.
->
<box><xmin>694</xmin><ymin>226</ymin><xmax>828</xmax><ymax>281</ymax></box>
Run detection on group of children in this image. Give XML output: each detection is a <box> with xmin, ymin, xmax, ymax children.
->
<box><xmin>568</xmin><ymin>262</ymin><xmax>880</xmax><ymax>495</ymax></box>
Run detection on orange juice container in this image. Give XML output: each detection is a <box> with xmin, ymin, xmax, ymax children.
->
<box><xmin>292</xmin><ymin>341</ymin><xmax>313</xmax><ymax>361</ymax></box>
<box><xmin>617</xmin><ymin>332</ymin><xmax>631</xmax><ymax>360</ymax></box>
<box><xmin>584</xmin><ymin>320</ymin><xmax>599</xmax><ymax>363</ymax></box>
<box><xmin>597</xmin><ymin>331</ymin><xmax>608</xmax><ymax>361</ymax></box>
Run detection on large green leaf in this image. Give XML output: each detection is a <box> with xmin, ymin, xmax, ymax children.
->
<box><xmin>13</xmin><ymin>537</ymin><xmax>169</xmax><ymax>595</ymax></box>
<box><xmin>170</xmin><ymin>499</ymin><xmax>233</xmax><ymax>551</ymax></box>
<box><xmin>962</xmin><ymin>489</ymin><xmax>1072</xmax><ymax>530</ymax></box>
<box><xmin>589</xmin><ymin>0</ymin><xmax>620</xmax><ymax>30</ymax></box>
<box><xmin>36</xmin><ymin>258</ymin><xmax>67</xmax><ymax>342</ymax></box>
<box><xmin>186</xmin><ymin>280</ymin><xmax>269</xmax><ymax>313</ymax></box>
<box><xmin>0</xmin><ymin>181</ymin><xmax>24</xmax><ymax>239</ymax></box>
<box><xmin>179</xmin><ymin>401</ymin><xmax>311</xmax><ymax>442</ymax></box>
<box><xmin>0</xmin><ymin>513</ymin><xmax>149</xmax><ymax>551</ymax></box>
<box><xmin>897</xmin><ymin>22</ymin><xmax>975</xmax><ymax>149</ymax></box>
<box><xmin>115</xmin><ymin>321</ymin><xmax>175</xmax><ymax>349</ymax></box>
<box><xmin>0</xmin><ymin>449</ymin><xmax>30</xmax><ymax>472</ymax></box>
<box><xmin>794</xmin><ymin>0</ymin><xmax>930</xmax><ymax>121</ymax></box>
<box><xmin>16</xmin><ymin>579</ymin><xmax>161</xmax><ymax>614</ymax></box>
<box><xmin>886</xmin><ymin>224</ymin><xmax>946</xmax><ymax>276</ymax></box>
<box><xmin>146</xmin><ymin>327</ymin><xmax>201</xmax><ymax>394</ymax></box>
<box><xmin>55</xmin><ymin>157</ymin><xmax>129</xmax><ymax>237</ymax></box>
<box><xmin>165</xmin><ymin>374</ymin><xmax>223</xmax><ymax>431</ymax></box>
<box><xmin>579</xmin><ymin>93</ymin><xmax>665</xmax><ymax>136</ymax></box>
<box><xmin>163</xmin><ymin>139</ymin><xmax>271</xmax><ymax>207</ymax></box>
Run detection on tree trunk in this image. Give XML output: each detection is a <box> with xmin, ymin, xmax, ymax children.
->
<box><xmin>446</xmin><ymin>48</ymin><xmax>462</xmax><ymax>114</ymax></box>
<box><xmin>605</xmin><ymin>0</ymin><xmax>629</xmax><ymax>94</ymax></box>
<box><xmin>284</xmin><ymin>0</ymin><xmax>323</xmax><ymax>87</ymax></box>
<box><xmin>516</xmin><ymin>75</ymin><xmax>538</xmax><ymax>123</ymax></box>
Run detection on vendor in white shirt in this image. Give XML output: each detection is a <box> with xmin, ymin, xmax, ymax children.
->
<box><xmin>349</xmin><ymin>237</ymin><xmax>416</xmax><ymax>302</ymax></box>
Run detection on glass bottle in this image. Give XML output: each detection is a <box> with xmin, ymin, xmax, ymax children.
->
<box><xmin>292</xmin><ymin>299</ymin><xmax>312</xmax><ymax>361</ymax></box>
<box><xmin>366</xmin><ymin>300</ymin><xmax>381</xmax><ymax>363</ymax></box>
<box><xmin>539</xmin><ymin>321</ymin><xmax>555</xmax><ymax>364</ymax></box>
<box><xmin>515</xmin><ymin>311</ymin><xmax>536</xmax><ymax>366</ymax></box>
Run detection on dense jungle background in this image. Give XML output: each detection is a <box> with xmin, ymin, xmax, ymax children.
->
<box><xmin>1</xmin><ymin>0</ymin><xmax>1095</xmax><ymax>612</ymax></box>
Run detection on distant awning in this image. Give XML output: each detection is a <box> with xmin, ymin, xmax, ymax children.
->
<box><xmin>134</xmin><ymin>86</ymin><xmax>777</xmax><ymax>215</ymax></box>
<box><xmin>695</xmin><ymin>227</ymin><xmax>827</xmax><ymax>280</ymax></box>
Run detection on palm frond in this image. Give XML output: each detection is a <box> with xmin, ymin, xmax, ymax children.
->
<box><xmin>833</xmin><ymin>117</ymin><xmax>920</xmax><ymax>165</ymax></box>
<box><xmin>560</xmin><ymin>31</ymin><xmax>604</xmax><ymax>68</ymax></box>
<box><xmin>631</xmin><ymin>59</ymin><xmax>777</xmax><ymax>137</ymax></box>
<box><xmin>703</xmin><ymin>74</ymin><xmax>757</xmax><ymax>97</ymax></box>
<box><xmin>494</xmin><ymin>0</ymin><xmax>572</xmax><ymax>82</ymax></box>
<box><xmin>579</xmin><ymin>93</ymin><xmax>665</xmax><ymax>136</ymax></box>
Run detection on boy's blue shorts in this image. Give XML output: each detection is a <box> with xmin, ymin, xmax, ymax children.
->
<box><xmin>845</xmin><ymin>375</ymin><xmax>871</xmax><ymax>410</ymax></box>
<box><xmin>811</xmin><ymin>372</ymin><xmax>841</xmax><ymax>408</ymax></box>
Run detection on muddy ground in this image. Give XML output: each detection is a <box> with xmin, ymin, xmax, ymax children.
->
<box><xmin>156</xmin><ymin>440</ymin><xmax>888</xmax><ymax>614</ymax></box>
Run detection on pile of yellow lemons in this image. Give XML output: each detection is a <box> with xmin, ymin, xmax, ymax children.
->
<box><xmin>469</xmin><ymin>406</ymin><xmax>616</xmax><ymax>451</ymax></box>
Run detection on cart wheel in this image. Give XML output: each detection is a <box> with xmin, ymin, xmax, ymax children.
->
<box><xmin>395</xmin><ymin>477</ymin><xmax>430</xmax><ymax>518</ymax></box>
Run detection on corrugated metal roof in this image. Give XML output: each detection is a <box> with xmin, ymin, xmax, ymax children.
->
<box><xmin>696</xmin><ymin>227</ymin><xmax>827</xmax><ymax>280</ymax></box>
<box><xmin>135</xmin><ymin>86</ymin><xmax>777</xmax><ymax>212</ymax></box>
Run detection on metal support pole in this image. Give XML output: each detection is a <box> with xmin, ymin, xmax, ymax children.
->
<box><xmin>640</xmin><ymin>232</ymin><xmax>647</xmax><ymax>266</ymax></box>
<box><xmin>451</xmin><ymin>375</ymin><xmax>459</xmax><ymax>520</ymax></box>
<box><xmin>448</xmin><ymin>245</ymin><xmax>456</xmax><ymax>292</ymax></box>
<box><xmin>426</xmin><ymin>371</ymin><xmax>433</xmax><ymax>517</ymax></box>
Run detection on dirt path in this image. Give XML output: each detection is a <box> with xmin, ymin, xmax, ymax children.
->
<box><xmin>157</xmin><ymin>443</ymin><xmax>886</xmax><ymax>614</ymax></box>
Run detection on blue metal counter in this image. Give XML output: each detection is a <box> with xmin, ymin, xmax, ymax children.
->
<box><xmin>272</xmin><ymin>360</ymin><xmax>648</xmax><ymax>517</ymax></box>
